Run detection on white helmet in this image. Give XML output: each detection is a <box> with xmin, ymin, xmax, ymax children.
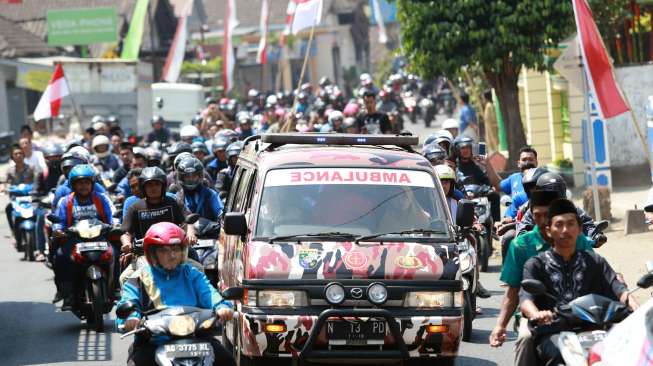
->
<box><xmin>328</xmin><ymin>110</ymin><xmax>344</xmax><ymax>125</ymax></box>
<box><xmin>266</xmin><ymin>95</ymin><xmax>278</xmax><ymax>105</ymax></box>
<box><xmin>180</xmin><ymin>125</ymin><xmax>200</xmax><ymax>139</ymax></box>
<box><xmin>68</xmin><ymin>145</ymin><xmax>91</xmax><ymax>162</ymax></box>
<box><xmin>436</xmin><ymin>129</ymin><xmax>454</xmax><ymax>141</ymax></box>
<box><xmin>442</xmin><ymin>118</ymin><xmax>460</xmax><ymax>130</ymax></box>
<box><xmin>92</xmin><ymin>135</ymin><xmax>111</xmax><ymax>158</ymax></box>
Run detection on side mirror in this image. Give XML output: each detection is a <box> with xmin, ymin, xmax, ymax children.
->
<box><xmin>224</xmin><ymin>212</ymin><xmax>247</xmax><ymax>236</ymax></box>
<box><xmin>116</xmin><ymin>300</ymin><xmax>138</xmax><ymax>319</ymax></box>
<box><xmin>456</xmin><ymin>200</ymin><xmax>475</xmax><ymax>228</ymax></box>
<box><xmin>47</xmin><ymin>213</ymin><xmax>61</xmax><ymax>224</ymax></box>
<box><xmin>221</xmin><ymin>287</ymin><xmax>244</xmax><ymax>301</ymax></box>
<box><xmin>185</xmin><ymin>214</ymin><xmax>200</xmax><ymax>225</ymax></box>
<box><xmin>645</xmin><ymin>204</ymin><xmax>653</xmax><ymax>213</ymax></box>
<box><xmin>500</xmin><ymin>195</ymin><xmax>512</xmax><ymax>207</ymax></box>
<box><xmin>521</xmin><ymin>279</ymin><xmax>547</xmax><ymax>295</ymax></box>
<box><xmin>594</xmin><ymin>220</ymin><xmax>609</xmax><ymax>233</ymax></box>
<box><xmin>637</xmin><ymin>273</ymin><xmax>653</xmax><ymax>289</ymax></box>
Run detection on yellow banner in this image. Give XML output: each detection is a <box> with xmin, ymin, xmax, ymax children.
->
<box><xmin>16</xmin><ymin>69</ymin><xmax>52</xmax><ymax>92</ymax></box>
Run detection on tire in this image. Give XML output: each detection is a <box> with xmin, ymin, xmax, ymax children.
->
<box><xmin>404</xmin><ymin>357</ymin><xmax>456</xmax><ymax>366</ymax></box>
<box><xmin>24</xmin><ymin>230</ymin><xmax>35</xmax><ymax>262</ymax></box>
<box><xmin>478</xmin><ymin>236</ymin><xmax>490</xmax><ymax>272</ymax></box>
<box><xmin>91</xmin><ymin>281</ymin><xmax>106</xmax><ymax>332</ymax></box>
<box><xmin>462</xmin><ymin>290</ymin><xmax>473</xmax><ymax>342</ymax></box>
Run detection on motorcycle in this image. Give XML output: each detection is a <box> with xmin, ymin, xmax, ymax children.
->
<box><xmin>437</xmin><ymin>88</ymin><xmax>456</xmax><ymax>117</ymax></box>
<box><xmin>116</xmin><ymin>301</ymin><xmax>236</xmax><ymax>366</ymax></box>
<box><xmin>457</xmin><ymin>234</ymin><xmax>478</xmax><ymax>342</ymax></box>
<box><xmin>401</xmin><ymin>90</ymin><xmax>419</xmax><ymax>125</ymax></box>
<box><xmin>47</xmin><ymin>215</ymin><xmax>123</xmax><ymax>331</ymax></box>
<box><xmin>418</xmin><ymin>95</ymin><xmax>437</xmax><ymax>128</ymax></box>
<box><xmin>9</xmin><ymin>184</ymin><xmax>38</xmax><ymax>261</ymax></box>
<box><xmin>194</xmin><ymin>218</ymin><xmax>221</xmax><ymax>288</ymax></box>
<box><xmin>463</xmin><ymin>183</ymin><xmax>494</xmax><ymax>272</ymax></box>
<box><xmin>521</xmin><ymin>274</ymin><xmax>653</xmax><ymax>366</ymax></box>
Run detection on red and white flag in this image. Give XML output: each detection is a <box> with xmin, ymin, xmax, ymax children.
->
<box><xmin>572</xmin><ymin>0</ymin><xmax>629</xmax><ymax>119</ymax></box>
<box><xmin>33</xmin><ymin>64</ymin><xmax>70</xmax><ymax>121</ymax></box>
<box><xmin>291</xmin><ymin>0</ymin><xmax>322</xmax><ymax>35</ymax></box>
<box><xmin>162</xmin><ymin>0</ymin><xmax>193</xmax><ymax>82</ymax></box>
<box><xmin>256</xmin><ymin>0</ymin><xmax>269</xmax><ymax>64</ymax></box>
<box><xmin>280</xmin><ymin>0</ymin><xmax>296</xmax><ymax>46</ymax></box>
<box><xmin>222</xmin><ymin>0</ymin><xmax>238</xmax><ymax>92</ymax></box>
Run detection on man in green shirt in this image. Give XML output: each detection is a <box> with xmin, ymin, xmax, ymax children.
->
<box><xmin>488</xmin><ymin>190</ymin><xmax>595</xmax><ymax>365</ymax></box>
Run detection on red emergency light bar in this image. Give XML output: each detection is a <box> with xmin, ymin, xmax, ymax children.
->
<box><xmin>261</xmin><ymin>133</ymin><xmax>419</xmax><ymax>148</ymax></box>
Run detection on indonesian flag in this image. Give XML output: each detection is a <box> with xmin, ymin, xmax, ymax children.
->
<box><xmin>256</xmin><ymin>0</ymin><xmax>269</xmax><ymax>64</ymax></box>
<box><xmin>291</xmin><ymin>0</ymin><xmax>322</xmax><ymax>35</ymax></box>
<box><xmin>33</xmin><ymin>64</ymin><xmax>70</xmax><ymax>121</ymax></box>
<box><xmin>572</xmin><ymin>0</ymin><xmax>629</xmax><ymax>119</ymax></box>
<box><xmin>161</xmin><ymin>0</ymin><xmax>192</xmax><ymax>82</ymax></box>
<box><xmin>280</xmin><ymin>0</ymin><xmax>296</xmax><ymax>46</ymax></box>
<box><xmin>222</xmin><ymin>0</ymin><xmax>238</xmax><ymax>92</ymax></box>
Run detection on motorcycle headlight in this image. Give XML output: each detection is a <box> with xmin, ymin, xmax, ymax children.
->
<box><xmin>257</xmin><ymin>290</ymin><xmax>308</xmax><ymax>307</ymax></box>
<box><xmin>367</xmin><ymin>283</ymin><xmax>388</xmax><ymax>305</ymax></box>
<box><xmin>200</xmin><ymin>317</ymin><xmax>215</xmax><ymax>330</ymax></box>
<box><xmin>404</xmin><ymin>292</ymin><xmax>461</xmax><ymax>308</ymax></box>
<box><xmin>18</xmin><ymin>207</ymin><xmax>33</xmax><ymax>218</ymax></box>
<box><xmin>459</xmin><ymin>252</ymin><xmax>472</xmax><ymax>273</ymax></box>
<box><xmin>168</xmin><ymin>315</ymin><xmax>196</xmax><ymax>336</ymax></box>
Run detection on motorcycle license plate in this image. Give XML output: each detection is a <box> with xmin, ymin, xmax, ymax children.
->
<box><xmin>327</xmin><ymin>320</ymin><xmax>386</xmax><ymax>345</ymax></box>
<box><xmin>77</xmin><ymin>242</ymin><xmax>108</xmax><ymax>252</ymax></box>
<box><xmin>164</xmin><ymin>342</ymin><xmax>212</xmax><ymax>358</ymax></box>
<box><xmin>578</xmin><ymin>331</ymin><xmax>606</xmax><ymax>345</ymax></box>
<box><xmin>196</xmin><ymin>239</ymin><xmax>215</xmax><ymax>248</ymax></box>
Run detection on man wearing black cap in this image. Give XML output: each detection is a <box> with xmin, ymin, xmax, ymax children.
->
<box><xmin>518</xmin><ymin>199</ymin><xmax>637</xmax><ymax>365</ymax></box>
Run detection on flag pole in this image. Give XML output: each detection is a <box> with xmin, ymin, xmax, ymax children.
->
<box><xmin>56</xmin><ymin>62</ymin><xmax>83</xmax><ymax>126</ymax></box>
<box><xmin>617</xmin><ymin>90</ymin><xmax>653</xmax><ymax>172</ymax></box>
<box><xmin>580</xmin><ymin>61</ymin><xmax>602</xmax><ymax>221</ymax></box>
<box><xmin>282</xmin><ymin>23</ymin><xmax>316</xmax><ymax>132</ymax></box>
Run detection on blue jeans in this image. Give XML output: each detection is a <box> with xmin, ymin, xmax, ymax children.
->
<box><xmin>35</xmin><ymin>207</ymin><xmax>46</xmax><ymax>252</ymax></box>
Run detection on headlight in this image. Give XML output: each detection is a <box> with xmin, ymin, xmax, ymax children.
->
<box><xmin>257</xmin><ymin>290</ymin><xmax>308</xmax><ymax>307</ymax></box>
<box><xmin>459</xmin><ymin>252</ymin><xmax>472</xmax><ymax>273</ymax></box>
<box><xmin>168</xmin><ymin>315</ymin><xmax>196</xmax><ymax>336</ymax></box>
<box><xmin>367</xmin><ymin>283</ymin><xmax>388</xmax><ymax>305</ymax></box>
<box><xmin>200</xmin><ymin>317</ymin><xmax>215</xmax><ymax>329</ymax></box>
<box><xmin>324</xmin><ymin>283</ymin><xmax>346</xmax><ymax>305</ymax></box>
<box><xmin>18</xmin><ymin>208</ymin><xmax>33</xmax><ymax>218</ymax></box>
<box><xmin>404</xmin><ymin>292</ymin><xmax>460</xmax><ymax>308</ymax></box>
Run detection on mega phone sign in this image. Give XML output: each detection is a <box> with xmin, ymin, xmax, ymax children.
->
<box><xmin>265</xmin><ymin>168</ymin><xmax>435</xmax><ymax>187</ymax></box>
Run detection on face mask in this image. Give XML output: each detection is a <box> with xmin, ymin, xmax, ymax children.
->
<box><xmin>520</xmin><ymin>162</ymin><xmax>536</xmax><ymax>171</ymax></box>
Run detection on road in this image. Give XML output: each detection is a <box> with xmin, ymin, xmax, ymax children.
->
<box><xmin>0</xmin><ymin>114</ymin><xmax>517</xmax><ymax>366</ymax></box>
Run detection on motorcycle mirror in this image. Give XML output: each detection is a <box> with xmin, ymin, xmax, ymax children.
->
<box><xmin>637</xmin><ymin>272</ymin><xmax>653</xmax><ymax>289</ymax></box>
<box><xmin>47</xmin><ymin>213</ymin><xmax>61</xmax><ymax>224</ymax></box>
<box><xmin>185</xmin><ymin>214</ymin><xmax>200</xmax><ymax>225</ymax></box>
<box><xmin>221</xmin><ymin>287</ymin><xmax>244</xmax><ymax>301</ymax></box>
<box><xmin>500</xmin><ymin>195</ymin><xmax>512</xmax><ymax>207</ymax></box>
<box><xmin>456</xmin><ymin>200</ymin><xmax>475</xmax><ymax>228</ymax></box>
<box><xmin>645</xmin><ymin>204</ymin><xmax>653</xmax><ymax>213</ymax></box>
<box><xmin>116</xmin><ymin>301</ymin><xmax>138</xmax><ymax>319</ymax></box>
<box><xmin>594</xmin><ymin>220</ymin><xmax>609</xmax><ymax>233</ymax></box>
<box><xmin>521</xmin><ymin>279</ymin><xmax>547</xmax><ymax>295</ymax></box>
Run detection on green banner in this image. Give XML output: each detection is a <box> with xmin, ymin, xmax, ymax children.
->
<box><xmin>121</xmin><ymin>0</ymin><xmax>150</xmax><ymax>60</ymax></box>
<box><xmin>47</xmin><ymin>8</ymin><xmax>117</xmax><ymax>46</ymax></box>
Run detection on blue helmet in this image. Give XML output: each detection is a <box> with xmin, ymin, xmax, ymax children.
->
<box><xmin>69</xmin><ymin>164</ymin><xmax>96</xmax><ymax>184</ymax></box>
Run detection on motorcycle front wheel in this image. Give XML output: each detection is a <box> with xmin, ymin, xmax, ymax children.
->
<box><xmin>23</xmin><ymin>230</ymin><xmax>35</xmax><ymax>262</ymax></box>
<box><xmin>90</xmin><ymin>281</ymin><xmax>106</xmax><ymax>332</ymax></box>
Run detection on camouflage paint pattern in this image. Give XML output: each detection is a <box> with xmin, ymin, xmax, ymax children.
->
<box><xmin>246</xmin><ymin>241</ymin><xmax>459</xmax><ymax>280</ymax></box>
<box><xmin>237</xmin><ymin>313</ymin><xmax>461</xmax><ymax>358</ymax></box>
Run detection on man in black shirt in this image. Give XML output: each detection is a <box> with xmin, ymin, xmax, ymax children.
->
<box><xmin>520</xmin><ymin>199</ymin><xmax>636</xmax><ymax>364</ymax></box>
<box><xmin>357</xmin><ymin>89</ymin><xmax>392</xmax><ymax>134</ymax></box>
<box><xmin>146</xmin><ymin>115</ymin><xmax>172</xmax><ymax>144</ymax></box>
<box><xmin>112</xmin><ymin>142</ymin><xmax>134</xmax><ymax>185</ymax></box>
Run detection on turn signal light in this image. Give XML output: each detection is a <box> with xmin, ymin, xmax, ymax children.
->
<box><xmin>264</xmin><ymin>324</ymin><xmax>286</xmax><ymax>333</ymax></box>
<box><xmin>426</xmin><ymin>325</ymin><xmax>448</xmax><ymax>334</ymax></box>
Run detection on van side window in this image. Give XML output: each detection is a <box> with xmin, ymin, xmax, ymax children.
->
<box><xmin>225</xmin><ymin>167</ymin><xmax>243</xmax><ymax>212</ymax></box>
<box><xmin>233</xmin><ymin>169</ymin><xmax>256</xmax><ymax>213</ymax></box>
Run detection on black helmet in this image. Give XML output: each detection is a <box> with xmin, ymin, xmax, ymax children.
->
<box><xmin>43</xmin><ymin>143</ymin><xmax>64</xmax><ymax>158</ymax></box>
<box><xmin>423</xmin><ymin>144</ymin><xmax>447</xmax><ymax>163</ymax></box>
<box><xmin>226</xmin><ymin>142</ymin><xmax>243</xmax><ymax>159</ymax></box>
<box><xmin>191</xmin><ymin>114</ymin><xmax>203</xmax><ymax>126</ymax></box>
<box><xmin>522</xmin><ymin>167</ymin><xmax>548</xmax><ymax>198</ymax></box>
<box><xmin>139</xmin><ymin>166</ymin><xmax>167</xmax><ymax>195</ymax></box>
<box><xmin>167</xmin><ymin>142</ymin><xmax>192</xmax><ymax>156</ymax></box>
<box><xmin>176</xmin><ymin>156</ymin><xmax>204</xmax><ymax>191</ymax></box>
<box><xmin>151</xmin><ymin>115</ymin><xmax>165</xmax><ymax>125</ymax></box>
<box><xmin>453</xmin><ymin>136</ymin><xmax>474</xmax><ymax>156</ymax></box>
<box><xmin>145</xmin><ymin>148</ymin><xmax>162</xmax><ymax>167</ymax></box>
<box><xmin>191</xmin><ymin>141</ymin><xmax>209</xmax><ymax>155</ymax></box>
<box><xmin>536</xmin><ymin>172</ymin><xmax>567</xmax><ymax>198</ymax></box>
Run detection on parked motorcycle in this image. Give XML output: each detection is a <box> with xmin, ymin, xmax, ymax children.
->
<box><xmin>9</xmin><ymin>184</ymin><xmax>38</xmax><ymax>261</ymax></box>
<box><xmin>463</xmin><ymin>183</ymin><xmax>494</xmax><ymax>272</ymax></box>
<box><xmin>117</xmin><ymin>302</ymin><xmax>235</xmax><ymax>366</ymax></box>
<box><xmin>48</xmin><ymin>215</ymin><xmax>123</xmax><ymax>331</ymax></box>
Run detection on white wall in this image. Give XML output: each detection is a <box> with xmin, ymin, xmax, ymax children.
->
<box><xmin>608</xmin><ymin>64</ymin><xmax>653</xmax><ymax>167</ymax></box>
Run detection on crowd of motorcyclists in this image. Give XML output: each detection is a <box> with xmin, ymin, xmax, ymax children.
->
<box><xmin>0</xmin><ymin>68</ymin><xmax>645</xmax><ymax>366</ymax></box>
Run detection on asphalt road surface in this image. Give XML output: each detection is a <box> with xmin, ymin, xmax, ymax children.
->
<box><xmin>0</xmin><ymin>115</ymin><xmax>517</xmax><ymax>365</ymax></box>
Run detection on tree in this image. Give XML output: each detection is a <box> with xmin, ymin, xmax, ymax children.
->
<box><xmin>397</xmin><ymin>0</ymin><xmax>575</xmax><ymax>162</ymax></box>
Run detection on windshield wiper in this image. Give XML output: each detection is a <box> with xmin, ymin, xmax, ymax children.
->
<box><xmin>268</xmin><ymin>232</ymin><xmax>358</xmax><ymax>243</ymax></box>
<box><xmin>356</xmin><ymin>229</ymin><xmax>445</xmax><ymax>243</ymax></box>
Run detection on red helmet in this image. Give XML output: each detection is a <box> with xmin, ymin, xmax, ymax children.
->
<box><xmin>143</xmin><ymin>222</ymin><xmax>187</xmax><ymax>265</ymax></box>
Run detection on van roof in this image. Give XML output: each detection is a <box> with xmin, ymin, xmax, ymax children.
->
<box><xmin>248</xmin><ymin>145</ymin><xmax>434</xmax><ymax>174</ymax></box>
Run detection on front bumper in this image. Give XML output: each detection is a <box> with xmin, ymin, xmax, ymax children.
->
<box><xmin>237</xmin><ymin>307</ymin><xmax>462</xmax><ymax>360</ymax></box>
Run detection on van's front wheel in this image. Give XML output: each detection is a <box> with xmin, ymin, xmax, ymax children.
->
<box><xmin>404</xmin><ymin>357</ymin><xmax>455</xmax><ymax>366</ymax></box>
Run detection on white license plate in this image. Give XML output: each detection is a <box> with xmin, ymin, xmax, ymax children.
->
<box><xmin>164</xmin><ymin>342</ymin><xmax>212</xmax><ymax>358</ymax></box>
<box><xmin>578</xmin><ymin>331</ymin><xmax>606</xmax><ymax>344</ymax></box>
<box><xmin>196</xmin><ymin>239</ymin><xmax>215</xmax><ymax>248</ymax></box>
<box><xmin>77</xmin><ymin>242</ymin><xmax>108</xmax><ymax>252</ymax></box>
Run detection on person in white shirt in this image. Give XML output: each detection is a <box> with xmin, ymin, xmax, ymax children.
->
<box><xmin>19</xmin><ymin>137</ymin><xmax>48</xmax><ymax>177</ymax></box>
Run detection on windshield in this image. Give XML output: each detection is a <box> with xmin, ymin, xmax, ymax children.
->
<box><xmin>255</xmin><ymin>168</ymin><xmax>451</xmax><ymax>239</ymax></box>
